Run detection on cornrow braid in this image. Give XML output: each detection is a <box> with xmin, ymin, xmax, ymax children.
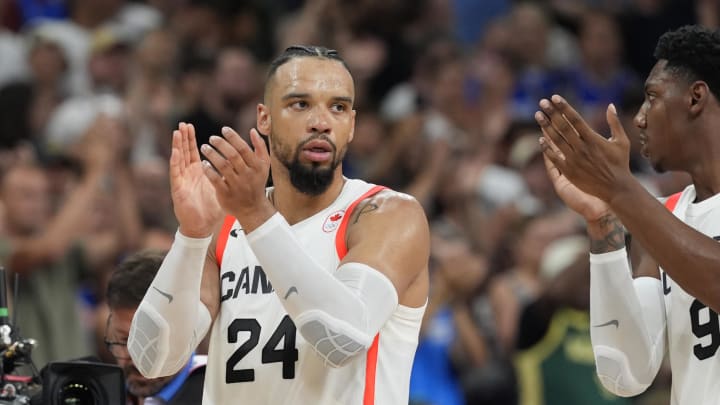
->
<box><xmin>267</xmin><ymin>45</ymin><xmax>350</xmax><ymax>79</ymax></box>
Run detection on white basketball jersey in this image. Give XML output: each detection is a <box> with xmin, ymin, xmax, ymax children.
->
<box><xmin>202</xmin><ymin>178</ymin><xmax>425</xmax><ymax>405</ymax></box>
<box><xmin>660</xmin><ymin>185</ymin><xmax>720</xmax><ymax>405</ymax></box>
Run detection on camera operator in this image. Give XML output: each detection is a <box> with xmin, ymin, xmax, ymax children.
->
<box><xmin>105</xmin><ymin>251</ymin><xmax>205</xmax><ymax>405</ymax></box>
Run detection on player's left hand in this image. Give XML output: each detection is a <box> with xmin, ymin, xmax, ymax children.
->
<box><xmin>200</xmin><ymin>127</ymin><xmax>275</xmax><ymax>231</ymax></box>
<box><xmin>535</xmin><ymin>95</ymin><xmax>633</xmax><ymax>203</ymax></box>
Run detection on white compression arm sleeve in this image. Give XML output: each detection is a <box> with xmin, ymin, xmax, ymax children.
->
<box><xmin>247</xmin><ymin>213</ymin><xmax>399</xmax><ymax>368</ymax></box>
<box><xmin>590</xmin><ymin>248</ymin><xmax>667</xmax><ymax>397</ymax></box>
<box><xmin>128</xmin><ymin>231</ymin><xmax>212</xmax><ymax>378</ymax></box>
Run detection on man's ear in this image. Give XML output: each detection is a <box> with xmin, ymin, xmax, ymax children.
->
<box><xmin>257</xmin><ymin>104</ymin><xmax>271</xmax><ymax>136</ymax></box>
<box><xmin>348</xmin><ymin>109</ymin><xmax>356</xmax><ymax>144</ymax></box>
<box><xmin>689</xmin><ymin>80</ymin><xmax>709</xmax><ymax>117</ymax></box>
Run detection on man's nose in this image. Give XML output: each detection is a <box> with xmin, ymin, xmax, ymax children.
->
<box><xmin>308</xmin><ymin>107</ymin><xmax>331</xmax><ymax>133</ymax></box>
<box><xmin>633</xmin><ymin>105</ymin><xmax>647</xmax><ymax>128</ymax></box>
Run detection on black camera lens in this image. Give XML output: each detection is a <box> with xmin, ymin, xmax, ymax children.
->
<box><xmin>43</xmin><ymin>361</ymin><xmax>124</xmax><ymax>405</ymax></box>
<box><xmin>57</xmin><ymin>381</ymin><xmax>97</xmax><ymax>405</ymax></box>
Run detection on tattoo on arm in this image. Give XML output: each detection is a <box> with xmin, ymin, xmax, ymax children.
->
<box><xmin>352</xmin><ymin>202</ymin><xmax>379</xmax><ymax>224</ymax></box>
<box><xmin>589</xmin><ymin>214</ymin><xmax>627</xmax><ymax>254</ymax></box>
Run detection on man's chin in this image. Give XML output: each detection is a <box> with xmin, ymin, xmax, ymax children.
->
<box><xmin>651</xmin><ymin>160</ymin><xmax>667</xmax><ymax>174</ymax></box>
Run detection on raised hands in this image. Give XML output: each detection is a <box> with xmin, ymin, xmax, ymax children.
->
<box><xmin>535</xmin><ymin>95</ymin><xmax>634</xmax><ymax>205</ymax></box>
<box><xmin>169</xmin><ymin>122</ymin><xmax>223</xmax><ymax>238</ymax></box>
<box><xmin>199</xmin><ymin>127</ymin><xmax>274</xmax><ymax>232</ymax></box>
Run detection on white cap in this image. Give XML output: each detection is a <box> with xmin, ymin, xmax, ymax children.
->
<box><xmin>540</xmin><ymin>235</ymin><xmax>589</xmax><ymax>281</ymax></box>
<box><xmin>44</xmin><ymin>94</ymin><xmax>124</xmax><ymax>154</ymax></box>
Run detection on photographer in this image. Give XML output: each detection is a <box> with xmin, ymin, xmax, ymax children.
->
<box><xmin>105</xmin><ymin>251</ymin><xmax>205</xmax><ymax>405</ymax></box>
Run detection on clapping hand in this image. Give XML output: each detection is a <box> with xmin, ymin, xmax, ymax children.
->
<box><xmin>169</xmin><ymin>123</ymin><xmax>224</xmax><ymax>238</ymax></box>
<box><xmin>535</xmin><ymin>95</ymin><xmax>634</xmax><ymax>204</ymax></box>
<box><xmin>534</xmin><ymin>95</ymin><xmax>637</xmax><ymax>222</ymax></box>
<box><xmin>200</xmin><ymin>127</ymin><xmax>274</xmax><ymax>232</ymax></box>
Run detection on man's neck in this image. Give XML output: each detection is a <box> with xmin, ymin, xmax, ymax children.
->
<box><xmin>685</xmin><ymin>120</ymin><xmax>720</xmax><ymax>201</ymax></box>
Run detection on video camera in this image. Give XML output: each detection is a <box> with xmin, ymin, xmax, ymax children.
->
<box><xmin>0</xmin><ymin>267</ymin><xmax>125</xmax><ymax>405</ymax></box>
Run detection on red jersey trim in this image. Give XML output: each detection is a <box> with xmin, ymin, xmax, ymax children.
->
<box><xmin>332</xmin><ymin>184</ymin><xmax>386</xmax><ymax>405</ymax></box>
<box><xmin>363</xmin><ymin>334</ymin><xmax>380</xmax><ymax>405</ymax></box>
<box><xmin>334</xmin><ymin>185</ymin><xmax>387</xmax><ymax>259</ymax></box>
<box><xmin>215</xmin><ymin>215</ymin><xmax>236</xmax><ymax>268</ymax></box>
<box><xmin>664</xmin><ymin>192</ymin><xmax>682</xmax><ymax>212</ymax></box>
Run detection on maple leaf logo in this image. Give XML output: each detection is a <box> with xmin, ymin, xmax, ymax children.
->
<box><xmin>322</xmin><ymin>210</ymin><xmax>345</xmax><ymax>233</ymax></box>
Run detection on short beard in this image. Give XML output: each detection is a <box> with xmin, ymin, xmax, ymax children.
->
<box><xmin>287</xmin><ymin>159</ymin><xmax>336</xmax><ymax>196</ymax></box>
<box><xmin>273</xmin><ymin>134</ymin><xmax>344</xmax><ymax>196</ymax></box>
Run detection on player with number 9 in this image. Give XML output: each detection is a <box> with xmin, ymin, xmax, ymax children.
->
<box><xmin>535</xmin><ymin>25</ymin><xmax>720</xmax><ymax>404</ymax></box>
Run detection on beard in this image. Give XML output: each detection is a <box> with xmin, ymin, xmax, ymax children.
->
<box><xmin>272</xmin><ymin>133</ymin><xmax>346</xmax><ymax>196</ymax></box>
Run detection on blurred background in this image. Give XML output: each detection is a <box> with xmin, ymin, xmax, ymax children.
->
<box><xmin>0</xmin><ymin>0</ymin><xmax>712</xmax><ymax>403</ymax></box>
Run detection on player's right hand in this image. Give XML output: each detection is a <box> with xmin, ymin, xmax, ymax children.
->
<box><xmin>169</xmin><ymin>122</ymin><xmax>223</xmax><ymax>238</ymax></box>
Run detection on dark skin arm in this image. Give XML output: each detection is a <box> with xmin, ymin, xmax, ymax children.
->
<box><xmin>536</xmin><ymin>94</ymin><xmax>720</xmax><ymax>311</ymax></box>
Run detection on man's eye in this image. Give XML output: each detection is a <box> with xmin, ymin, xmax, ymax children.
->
<box><xmin>331</xmin><ymin>104</ymin><xmax>346</xmax><ymax>112</ymax></box>
<box><xmin>292</xmin><ymin>101</ymin><xmax>308</xmax><ymax>109</ymax></box>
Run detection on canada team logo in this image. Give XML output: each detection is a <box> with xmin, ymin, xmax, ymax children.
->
<box><xmin>323</xmin><ymin>210</ymin><xmax>345</xmax><ymax>233</ymax></box>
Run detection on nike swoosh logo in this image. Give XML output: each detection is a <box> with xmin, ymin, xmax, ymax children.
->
<box><xmin>153</xmin><ymin>286</ymin><xmax>173</xmax><ymax>303</ymax></box>
<box><xmin>284</xmin><ymin>286</ymin><xmax>298</xmax><ymax>300</ymax></box>
<box><xmin>593</xmin><ymin>320</ymin><xmax>619</xmax><ymax>328</ymax></box>
<box><xmin>230</xmin><ymin>228</ymin><xmax>243</xmax><ymax>238</ymax></box>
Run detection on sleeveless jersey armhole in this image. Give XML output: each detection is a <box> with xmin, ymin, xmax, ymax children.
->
<box><xmin>664</xmin><ymin>192</ymin><xmax>682</xmax><ymax>212</ymax></box>
<box><xmin>332</xmin><ymin>184</ymin><xmax>386</xmax><ymax>405</ymax></box>
<box><xmin>334</xmin><ymin>185</ymin><xmax>387</xmax><ymax>260</ymax></box>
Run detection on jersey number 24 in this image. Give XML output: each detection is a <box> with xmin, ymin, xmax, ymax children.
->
<box><xmin>226</xmin><ymin>315</ymin><xmax>299</xmax><ymax>383</ymax></box>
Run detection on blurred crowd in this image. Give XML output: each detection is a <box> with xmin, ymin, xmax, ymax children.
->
<box><xmin>0</xmin><ymin>0</ymin><xmax>715</xmax><ymax>403</ymax></box>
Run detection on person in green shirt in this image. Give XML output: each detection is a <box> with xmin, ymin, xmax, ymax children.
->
<box><xmin>515</xmin><ymin>235</ymin><xmax>631</xmax><ymax>405</ymax></box>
